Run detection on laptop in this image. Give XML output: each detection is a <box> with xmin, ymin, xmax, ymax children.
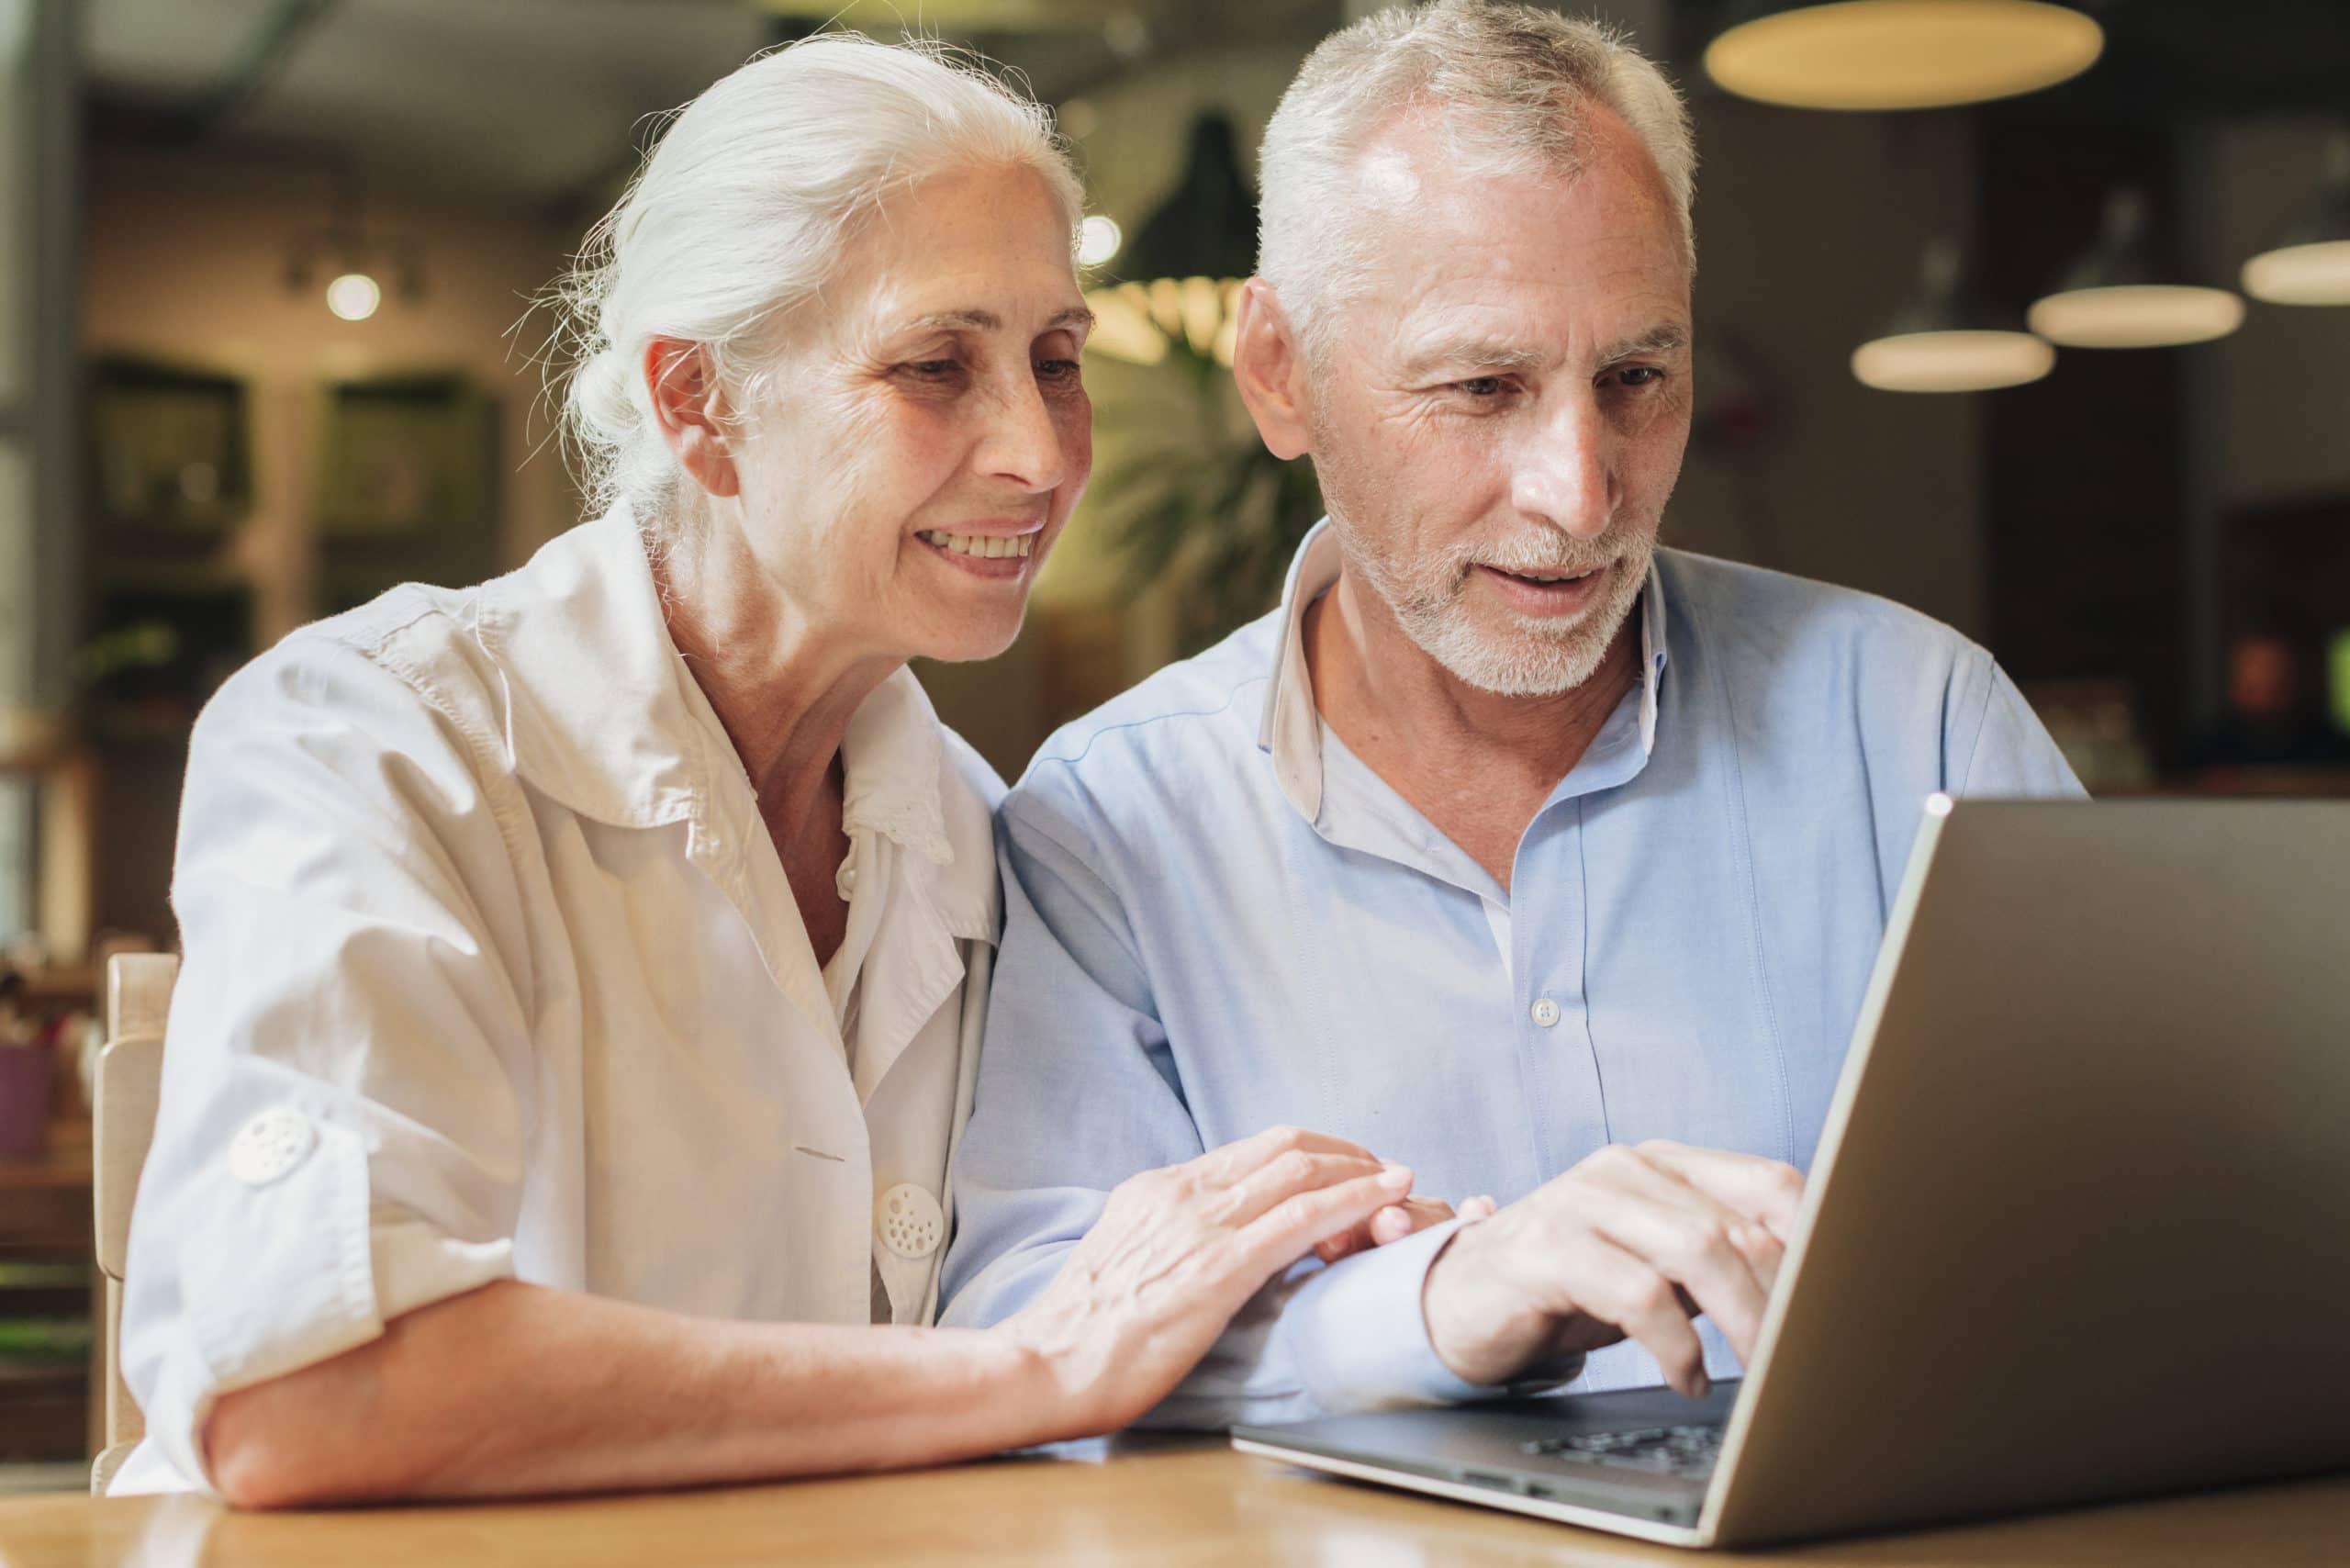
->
<box><xmin>1233</xmin><ymin>797</ymin><xmax>2350</xmax><ymax>1547</ymax></box>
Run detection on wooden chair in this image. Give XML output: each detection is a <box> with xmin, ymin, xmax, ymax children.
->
<box><xmin>90</xmin><ymin>951</ymin><xmax>177</xmax><ymax>1495</ymax></box>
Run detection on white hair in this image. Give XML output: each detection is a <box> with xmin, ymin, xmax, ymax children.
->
<box><xmin>551</xmin><ymin>34</ymin><xmax>1083</xmax><ymax>531</ymax></box>
<box><xmin>1258</xmin><ymin>0</ymin><xmax>1695</xmax><ymax>362</ymax></box>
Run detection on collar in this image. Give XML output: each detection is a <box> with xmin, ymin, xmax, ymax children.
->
<box><xmin>1255</xmin><ymin>518</ymin><xmax>1672</xmax><ymax>823</ymax></box>
<box><xmin>471</xmin><ymin>508</ymin><xmax>995</xmax><ymax>941</ymax></box>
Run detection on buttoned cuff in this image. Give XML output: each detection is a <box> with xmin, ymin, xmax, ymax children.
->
<box><xmin>1280</xmin><ymin>1218</ymin><xmax>1514</xmax><ymax>1413</ymax></box>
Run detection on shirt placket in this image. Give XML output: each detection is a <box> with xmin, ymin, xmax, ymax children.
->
<box><xmin>1514</xmin><ymin>799</ymin><xmax>1613</xmax><ymax>1185</ymax></box>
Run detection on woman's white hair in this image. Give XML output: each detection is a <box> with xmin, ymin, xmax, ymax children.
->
<box><xmin>1258</xmin><ymin>0</ymin><xmax>1695</xmax><ymax>364</ymax></box>
<box><xmin>551</xmin><ymin>34</ymin><xmax>1083</xmax><ymax>530</ymax></box>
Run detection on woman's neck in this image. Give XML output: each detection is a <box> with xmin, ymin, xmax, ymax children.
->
<box><xmin>650</xmin><ymin>512</ymin><xmax>901</xmax><ymax>848</ymax></box>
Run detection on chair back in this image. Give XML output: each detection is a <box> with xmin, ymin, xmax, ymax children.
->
<box><xmin>91</xmin><ymin>951</ymin><xmax>177</xmax><ymax>1494</ymax></box>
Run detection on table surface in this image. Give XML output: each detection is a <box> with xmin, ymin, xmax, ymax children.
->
<box><xmin>0</xmin><ymin>1441</ymin><xmax>2344</xmax><ymax>1567</ymax></box>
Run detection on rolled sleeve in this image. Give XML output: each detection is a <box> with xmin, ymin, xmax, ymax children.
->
<box><xmin>115</xmin><ymin>632</ymin><xmax>531</xmax><ymax>1495</ymax></box>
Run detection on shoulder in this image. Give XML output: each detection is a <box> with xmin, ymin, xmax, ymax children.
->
<box><xmin>192</xmin><ymin>577</ymin><xmax>514</xmax><ymax>805</ymax></box>
<box><xmin>1659</xmin><ymin>548</ymin><xmax>1992</xmax><ymax>683</ymax></box>
<box><xmin>1024</xmin><ymin>610</ymin><xmax>1281</xmax><ymax>781</ymax></box>
<box><xmin>1000</xmin><ymin>608</ymin><xmax>1282</xmax><ymax>858</ymax></box>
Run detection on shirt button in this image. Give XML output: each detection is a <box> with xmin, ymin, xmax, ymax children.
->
<box><xmin>228</xmin><ymin>1107</ymin><xmax>317</xmax><ymax>1187</ymax></box>
<box><xmin>1530</xmin><ymin>998</ymin><xmax>1561</xmax><ymax>1028</ymax></box>
<box><xmin>875</xmin><ymin>1184</ymin><xmax>946</xmax><ymax>1260</ymax></box>
<box><xmin>834</xmin><ymin>864</ymin><xmax>858</xmax><ymax>901</ymax></box>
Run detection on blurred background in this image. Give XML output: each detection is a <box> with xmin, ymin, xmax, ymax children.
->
<box><xmin>1</xmin><ymin>0</ymin><xmax>2347</xmax><ymax>1480</ymax></box>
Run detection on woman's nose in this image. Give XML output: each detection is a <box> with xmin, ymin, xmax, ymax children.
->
<box><xmin>978</xmin><ymin>375</ymin><xmax>1071</xmax><ymax>493</ymax></box>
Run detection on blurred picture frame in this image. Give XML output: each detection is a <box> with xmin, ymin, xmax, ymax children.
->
<box><xmin>316</xmin><ymin>373</ymin><xmax>493</xmax><ymax>540</ymax></box>
<box><xmin>84</xmin><ymin>357</ymin><xmax>253</xmax><ymax>537</ymax></box>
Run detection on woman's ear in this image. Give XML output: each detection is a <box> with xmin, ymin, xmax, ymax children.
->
<box><xmin>1230</xmin><ymin>279</ymin><xmax>1314</xmax><ymax>463</ymax></box>
<box><xmin>643</xmin><ymin>338</ymin><xmax>741</xmax><ymax>498</ymax></box>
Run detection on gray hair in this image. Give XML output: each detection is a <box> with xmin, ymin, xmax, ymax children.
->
<box><xmin>1258</xmin><ymin>1</ymin><xmax>1695</xmax><ymax>362</ymax></box>
<box><xmin>552</xmin><ymin>34</ymin><xmax>1084</xmax><ymax>531</ymax></box>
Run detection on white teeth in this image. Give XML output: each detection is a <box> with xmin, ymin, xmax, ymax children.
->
<box><xmin>918</xmin><ymin>531</ymin><xmax>1035</xmax><ymax>559</ymax></box>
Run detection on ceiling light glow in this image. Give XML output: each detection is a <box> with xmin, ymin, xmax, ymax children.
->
<box><xmin>326</xmin><ymin>272</ymin><xmax>382</xmax><ymax>322</ymax></box>
<box><xmin>1077</xmin><ymin>215</ymin><xmax>1122</xmax><ymax>268</ymax></box>
<box><xmin>2026</xmin><ymin>285</ymin><xmax>2244</xmax><ymax>348</ymax></box>
<box><xmin>1706</xmin><ymin>0</ymin><xmax>2103</xmax><ymax>112</ymax></box>
<box><xmin>1852</xmin><ymin>330</ymin><xmax>2054</xmax><ymax>392</ymax></box>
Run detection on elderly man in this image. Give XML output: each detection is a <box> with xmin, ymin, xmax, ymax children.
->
<box><xmin>941</xmin><ymin>0</ymin><xmax>2080</xmax><ymax>1419</ymax></box>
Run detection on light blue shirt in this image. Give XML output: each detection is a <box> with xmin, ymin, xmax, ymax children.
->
<box><xmin>940</xmin><ymin>522</ymin><xmax>2083</xmax><ymax>1424</ymax></box>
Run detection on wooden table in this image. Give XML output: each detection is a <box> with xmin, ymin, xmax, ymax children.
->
<box><xmin>0</xmin><ymin>1440</ymin><xmax>2343</xmax><ymax>1566</ymax></box>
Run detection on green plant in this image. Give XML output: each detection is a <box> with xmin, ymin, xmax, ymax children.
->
<box><xmin>1091</xmin><ymin>344</ymin><xmax>1325</xmax><ymax>655</ymax></box>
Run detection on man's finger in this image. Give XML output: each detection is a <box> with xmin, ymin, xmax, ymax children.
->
<box><xmin>1636</xmin><ymin>1141</ymin><xmax>1806</xmax><ymax>1241</ymax></box>
<box><xmin>1558</xmin><ymin>1230</ymin><xmax>1711</xmax><ymax>1397</ymax></box>
<box><xmin>1582</xmin><ymin>1155</ymin><xmax>1774</xmax><ymax>1359</ymax></box>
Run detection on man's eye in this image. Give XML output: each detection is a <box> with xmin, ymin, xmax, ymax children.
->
<box><xmin>1453</xmin><ymin>376</ymin><xmax>1507</xmax><ymax>398</ymax></box>
<box><xmin>1036</xmin><ymin>358</ymin><xmax>1082</xmax><ymax>382</ymax></box>
<box><xmin>904</xmin><ymin>359</ymin><xmax>962</xmax><ymax>380</ymax></box>
<box><xmin>1613</xmin><ymin>365</ymin><xmax>1667</xmax><ymax>388</ymax></box>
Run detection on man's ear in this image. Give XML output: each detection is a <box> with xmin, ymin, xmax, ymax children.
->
<box><xmin>643</xmin><ymin>337</ymin><xmax>741</xmax><ymax>499</ymax></box>
<box><xmin>1230</xmin><ymin>278</ymin><xmax>1315</xmax><ymax>462</ymax></box>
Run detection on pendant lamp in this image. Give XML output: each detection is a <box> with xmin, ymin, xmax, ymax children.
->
<box><xmin>1852</xmin><ymin>239</ymin><xmax>2054</xmax><ymax>391</ymax></box>
<box><xmin>1705</xmin><ymin>0</ymin><xmax>2102</xmax><ymax>112</ymax></box>
<box><xmin>1085</xmin><ymin>113</ymin><xmax>1259</xmax><ymax>369</ymax></box>
<box><xmin>2241</xmin><ymin>132</ymin><xmax>2350</xmax><ymax>308</ymax></box>
<box><xmin>2027</xmin><ymin>189</ymin><xmax>2244</xmax><ymax>348</ymax></box>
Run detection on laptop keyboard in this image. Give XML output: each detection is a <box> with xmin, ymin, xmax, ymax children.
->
<box><xmin>1520</xmin><ymin>1423</ymin><xmax>1726</xmax><ymax>1480</ymax></box>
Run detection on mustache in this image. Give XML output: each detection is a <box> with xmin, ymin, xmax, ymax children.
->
<box><xmin>1449</xmin><ymin>537</ymin><xmax>1621</xmax><ymax>577</ymax></box>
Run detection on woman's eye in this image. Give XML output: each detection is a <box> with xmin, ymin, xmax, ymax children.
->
<box><xmin>903</xmin><ymin>359</ymin><xmax>962</xmax><ymax>381</ymax></box>
<box><xmin>1035</xmin><ymin>358</ymin><xmax>1082</xmax><ymax>382</ymax></box>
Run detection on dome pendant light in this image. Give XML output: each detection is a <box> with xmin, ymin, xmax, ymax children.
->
<box><xmin>1852</xmin><ymin>238</ymin><xmax>2054</xmax><ymax>392</ymax></box>
<box><xmin>2028</xmin><ymin>189</ymin><xmax>2244</xmax><ymax>349</ymax></box>
<box><xmin>2242</xmin><ymin>132</ymin><xmax>2350</xmax><ymax>307</ymax></box>
<box><xmin>1705</xmin><ymin>0</ymin><xmax>2103</xmax><ymax>112</ymax></box>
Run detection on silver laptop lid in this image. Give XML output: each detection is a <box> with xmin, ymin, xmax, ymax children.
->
<box><xmin>1705</xmin><ymin>798</ymin><xmax>2350</xmax><ymax>1546</ymax></box>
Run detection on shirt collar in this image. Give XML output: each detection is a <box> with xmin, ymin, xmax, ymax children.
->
<box><xmin>472</xmin><ymin>507</ymin><xmax>994</xmax><ymax>940</ymax></box>
<box><xmin>1255</xmin><ymin>518</ymin><xmax>1672</xmax><ymax>824</ymax></box>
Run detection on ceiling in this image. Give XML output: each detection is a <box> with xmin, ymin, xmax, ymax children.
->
<box><xmin>82</xmin><ymin>0</ymin><xmax>1337</xmax><ymax>218</ymax></box>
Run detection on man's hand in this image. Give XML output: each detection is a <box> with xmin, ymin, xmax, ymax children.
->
<box><xmin>1420</xmin><ymin>1141</ymin><xmax>1804</xmax><ymax>1394</ymax></box>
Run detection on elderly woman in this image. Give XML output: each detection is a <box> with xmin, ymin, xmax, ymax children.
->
<box><xmin>112</xmin><ymin>37</ymin><xmax>1428</xmax><ymax>1506</ymax></box>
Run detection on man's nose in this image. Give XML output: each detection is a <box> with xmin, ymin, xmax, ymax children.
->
<box><xmin>1511</xmin><ymin>394</ymin><xmax>1613</xmax><ymax>539</ymax></box>
<box><xmin>978</xmin><ymin>374</ymin><xmax>1070</xmax><ymax>494</ymax></box>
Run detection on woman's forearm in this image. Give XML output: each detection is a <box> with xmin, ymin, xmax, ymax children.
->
<box><xmin>205</xmin><ymin>1279</ymin><xmax>1065</xmax><ymax>1507</ymax></box>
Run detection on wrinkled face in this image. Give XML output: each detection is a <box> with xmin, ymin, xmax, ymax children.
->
<box><xmin>728</xmin><ymin>162</ymin><xmax>1092</xmax><ymax>665</ymax></box>
<box><xmin>1305</xmin><ymin>108</ymin><xmax>1693</xmax><ymax>697</ymax></box>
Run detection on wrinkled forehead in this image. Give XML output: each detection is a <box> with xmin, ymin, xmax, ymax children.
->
<box><xmin>813</xmin><ymin>163</ymin><xmax>1087</xmax><ymax>347</ymax></box>
<box><xmin>1331</xmin><ymin>116</ymin><xmax>1690</xmax><ymax>347</ymax></box>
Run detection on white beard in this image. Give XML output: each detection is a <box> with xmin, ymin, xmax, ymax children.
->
<box><xmin>1348</xmin><ymin>528</ymin><xmax>1656</xmax><ymax>699</ymax></box>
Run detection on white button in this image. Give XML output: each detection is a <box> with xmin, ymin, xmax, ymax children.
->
<box><xmin>1530</xmin><ymin>998</ymin><xmax>1561</xmax><ymax>1028</ymax></box>
<box><xmin>875</xmin><ymin>1183</ymin><xmax>946</xmax><ymax>1260</ymax></box>
<box><xmin>834</xmin><ymin>864</ymin><xmax>858</xmax><ymax>900</ymax></box>
<box><xmin>228</xmin><ymin>1107</ymin><xmax>317</xmax><ymax>1187</ymax></box>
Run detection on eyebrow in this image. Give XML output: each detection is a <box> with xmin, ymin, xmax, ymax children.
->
<box><xmin>1598</xmin><ymin>324</ymin><xmax>1690</xmax><ymax>363</ymax></box>
<box><xmin>1399</xmin><ymin>338</ymin><xmax>1549</xmax><ymax>380</ymax></box>
<box><xmin>1399</xmin><ymin>321</ymin><xmax>1690</xmax><ymax>382</ymax></box>
<box><xmin>901</xmin><ymin>306</ymin><xmax>1096</xmax><ymax>335</ymax></box>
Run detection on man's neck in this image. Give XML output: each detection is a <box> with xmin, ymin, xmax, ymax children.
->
<box><xmin>1304</xmin><ymin>566</ymin><xmax>1641</xmax><ymax>893</ymax></box>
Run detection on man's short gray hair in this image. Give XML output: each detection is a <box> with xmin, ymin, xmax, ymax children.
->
<box><xmin>1258</xmin><ymin>1</ymin><xmax>1695</xmax><ymax>361</ymax></box>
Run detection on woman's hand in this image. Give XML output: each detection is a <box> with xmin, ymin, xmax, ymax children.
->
<box><xmin>997</xmin><ymin>1125</ymin><xmax>1417</xmax><ymax>1437</ymax></box>
<box><xmin>1315</xmin><ymin>1192</ymin><xmax>1499</xmax><ymax>1264</ymax></box>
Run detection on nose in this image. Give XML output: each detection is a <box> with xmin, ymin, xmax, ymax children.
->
<box><xmin>977</xmin><ymin>372</ymin><xmax>1070</xmax><ymax>495</ymax></box>
<box><xmin>1511</xmin><ymin>391</ymin><xmax>1613</xmax><ymax>539</ymax></box>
